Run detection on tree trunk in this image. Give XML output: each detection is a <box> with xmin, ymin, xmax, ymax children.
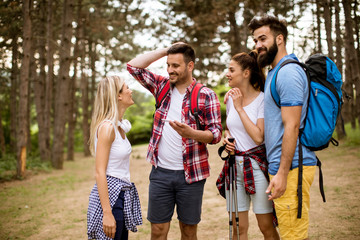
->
<box><xmin>81</xmin><ymin>40</ymin><xmax>91</xmax><ymax>157</ymax></box>
<box><xmin>228</xmin><ymin>10</ymin><xmax>241</xmax><ymax>57</ymax></box>
<box><xmin>10</xmin><ymin>36</ymin><xmax>19</xmax><ymax>153</ymax></box>
<box><xmin>81</xmin><ymin>71</ymin><xmax>90</xmax><ymax>156</ymax></box>
<box><xmin>354</xmin><ymin>0</ymin><xmax>360</xmax><ymax>92</ymax></box>
<box><xmin>17</xmin><ymin>0</ymin><xmax>32</xmax><ymax>178</ymax></box>
<box><xmin>334</xmin><ymin>0</ymin><xmax>346</xmax><ymax>139</ymax></box>
<box><xmin>315</xmin><ymin>0</ymin><xmax>322</xmax><ymax>53</ymax></box>
<box><xmin>323</xmin><ymin>0</ymin><xmax>333</xmax><ymax>59</ymax></box>
<box><xmin>334</xmin><ymin>0</ymin><xmax>343</xmax><ymax>83</ymax></box>
<box><xmin>0</xmin><ymin>100</ymin><xmax>5</xmax><ymax>155</ymax></box>
<box><xmin>51</xmin><ymin>0</ymin><xmax>74</xmax><ymax>169</ymax></box>
<box><xmin>28</xmin><ymin>34</ymin><xmax>37</xmax><ymax>153</ymax></box>
<box><xmin>67</xmin><ymin>0</ymin><xmax>82</xmax><ymax>161</ymax></box>
<box><xmin>342</xmin><ymin>0</ymin><xmax>360</xmax><ymax>128</ymax></box>
<box><xmin>44</xmin><ymin>0</ymin><xmax>54</xmax><ymax>159</ymax></box>
<box><xmin>81</xmin><ymin>40</ymin><xmax>96</xmax><ymax>157</ymax></box>
<box><xmin>67</xmin><ymin>79</ymin><xmax>77</xmax><ymax>161</ymax></box>
<box><xmin>344</xmin><ymin>50</ymin><xmax>356</xmax><ymax>128</ymax></box>
<box><xmin>67</xmin><ymin>74</ymin><xmax>77</xmax><ymax>160</ymax></box>
<box><xmin>33</xmin><ymin>0</ymin><xmax>49</xmax><ymax>161</ymax></box>
<box><xmin>90</xmin><ymin>41</ymin><xmax>97</xmax><ymax>106</ymax></box>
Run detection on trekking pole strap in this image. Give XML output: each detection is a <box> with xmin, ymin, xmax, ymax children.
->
<box><xmin>218</xmin><ymin>145</ymin><xmax>230</xmax><ymax>161</ymax></box>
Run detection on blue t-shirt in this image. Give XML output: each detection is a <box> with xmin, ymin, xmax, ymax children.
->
<box><xmin>264</xmin><ymin>53</ymin><xmax>316</xmax><ymax>175</ymax></box>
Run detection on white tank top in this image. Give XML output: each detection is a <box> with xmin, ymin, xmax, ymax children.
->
<box><xmin>95</xmin><ymin>120</ymin><xmax>131</xmax><ymax>183</ymax></box>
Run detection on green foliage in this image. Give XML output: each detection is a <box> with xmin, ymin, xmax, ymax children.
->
<box><xmin>125</xmin><ymin>90</ymin><xmax>155</xmax><ymax>145</ymax></box>
<box><xmin>0</xmin><ymin>0</ymin><xmax>22</xmax><ymax>46</ymax></box>
<box><xmin>0</xmin><ymin>153</ymin><xmax>52</xmax><ymax>182</ymax></box>
<box><xmin>343</xmin><ymin>121</ymin><xmax>360</xmax><ymax>147</ymax></box>
<box><xmin>211</xmin><ymin>82</ymin><xmax>230</xmax><ymax>128</ymax></box>
<box><xmin>0</xmin><ymin>153</ymin><xmax>16</xmax><ymax>172</ymax></box>
<box><xmin>26</xmin><ymin>153</ymin><xmax>52</xmax><ymax>172</ymax></box>
<box><xmin>127</xmin><ymin>115</ymin><xmax>153</xmax><ymax>145</ymax></box>
<box><xmin>84</xmin><ymin>0</ymin><xmax>151</xmax><ymax>72</ymax></box>
<box><xmin>73</xmin><ymin>128</ymin><xmax>86</xmax><ymax>152</ymax></box>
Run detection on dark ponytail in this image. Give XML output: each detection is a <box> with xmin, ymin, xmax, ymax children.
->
<box><xmin>231</xmin><ymin>51</ymin><xmax>265</xmax><ymax>92</ymax></box>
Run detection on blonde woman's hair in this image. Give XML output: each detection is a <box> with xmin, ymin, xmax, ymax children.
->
<box><xmin>89</xmin><ymin>76</ymin><xmax>125</xmax><ymax>155</ymax></box>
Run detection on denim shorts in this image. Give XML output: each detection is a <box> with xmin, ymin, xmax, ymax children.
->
<box><xmin>147</xmin><ymin>166</ymin><xmax>206</xmax><ymax>225</ymax></box>
<box><xmin>112</xmin><ymin>191</ymin><xmax>129</xmax><ymax>240</ymax></box>
<box><xmin>226</xmin><ymin>158</ymin><xmax>273</xmax><ymax>214</ymax></box>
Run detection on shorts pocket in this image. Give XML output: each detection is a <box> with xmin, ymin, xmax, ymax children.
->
<box><xmin>274</xmin><ymin>198</ymin><xmax>298</xmax><ymax>229</ymax></box>
<box><xmin>149</xmin><ymin>166</ymin><xmax>156</xmax><ymax>180</ymax></box>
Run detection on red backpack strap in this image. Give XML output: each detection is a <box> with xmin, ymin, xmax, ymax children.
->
<box><xmin>156</xmin><ymin>80</ymin><xmax>170</xmax><ymax>109</ymax></box>
<box><xmin>190</xmin><ymin>82</ymin><xmax>205</xmax><ymax>129</ymax></box>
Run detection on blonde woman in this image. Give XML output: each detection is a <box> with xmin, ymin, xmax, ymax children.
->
<box><xmin>87</xmin><ymin>76</ymin><xmax>142</xmax><ymax>240</ymax></box>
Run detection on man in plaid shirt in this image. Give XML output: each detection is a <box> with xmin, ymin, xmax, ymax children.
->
<box><xmin>127</xmin><ymin>42</ymin><xmax>222</xmax><ymax>240</ymax></box>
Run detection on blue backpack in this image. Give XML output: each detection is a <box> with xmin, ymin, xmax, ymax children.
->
<box><xmin>271</xmin><ymin>54</ymin><xmax>343</xmax><ymax>218</ymax></box>
<box><xmin>271</xmin><ymin>54</ymin><xmax>343</xmax><ymax>150</ymax></box>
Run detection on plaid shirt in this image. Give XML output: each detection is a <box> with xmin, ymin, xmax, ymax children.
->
<box><xmin>216</xmin><ymin>144</ymin><xmax>268</xmax><ymax>197</ymax></box>
<box><xmin>87</xmin><ymin>176</ymin><xmax>142</xmax><ymax>239</ymax></box>
<box><xmin>127</xmin><ymin>64</ymin><xmax>222</xmax><ymax>184</ymax></box>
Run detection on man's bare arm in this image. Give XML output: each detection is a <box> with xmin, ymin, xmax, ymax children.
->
<box><xmin>266</xmin><ymin>105</ymin><xmax>301</xmax><ymax>200</ymax></box>
<box><xmin>128</xmin><ymin>48</ymin><xmax>168</xmax><ymax>69</ymax></box>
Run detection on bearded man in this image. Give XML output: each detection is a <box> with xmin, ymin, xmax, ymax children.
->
<box><xmin>248</xmin><ymin>15</ymin><xmax>317</xmax><ymax>240</ymax></box>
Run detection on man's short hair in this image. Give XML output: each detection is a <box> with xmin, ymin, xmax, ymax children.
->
<box><xmin>167</xmin><ymin>43</ymin><xmax>196</xmax><ymax>64</ymax></box>
<box><xmin>248</xmin><ymin>15</ymin><xmax>288</xmax><ymax>42</ymax></box>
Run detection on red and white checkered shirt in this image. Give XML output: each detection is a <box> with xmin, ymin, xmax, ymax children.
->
<box><xmin>127</xmin><ymin>64</ymin><xmax>222</xmax><ymax>184</ymax></box>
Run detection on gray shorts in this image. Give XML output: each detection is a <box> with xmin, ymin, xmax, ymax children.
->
<box><xmin>226</xmin><ymin>158</ymin><xmax>273</xmax><ymax>214</ymax></box>
<box><xmin>147</xmin><ymin>166</ymin><xmax>206</xmax><ymax>225</ymax></box>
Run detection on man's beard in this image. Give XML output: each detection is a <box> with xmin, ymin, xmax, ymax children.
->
<box><xmin>169</xmin><ymin>69</ymin><xmax>189</xmax><ymax>85</ymax></box>
<box><xmin>258</xmin><ymin>41</ymin><xmax>278</xmax><ymax>68</ymax></box>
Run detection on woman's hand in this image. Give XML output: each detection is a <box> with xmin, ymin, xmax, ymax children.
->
<box><xmin>229</xmin><ymin>88</ymin><xmax>244</xmax><ymax>113</ymax></box>
<box><xmin>223</xmin><ymin>136</ymin><xmax>236</xmax><ymax>153</ymax></box>
<box><xmin>103</xmin><ymin>211</ymin><xmax>116</xmax><ymax>238</ymax></box>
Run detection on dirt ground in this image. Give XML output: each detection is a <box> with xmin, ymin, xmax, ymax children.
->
<box><xmin>1</xmin><ymin>142</ymin><xmax>360</xmax><ymax>239</ymax></box>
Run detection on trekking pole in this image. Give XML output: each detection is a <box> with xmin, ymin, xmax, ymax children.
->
<box><xmin>228</xmin><ymin>138</ymin><xmax>239</xmax><ymax>240</ymax></box>
<box><xmin>218</xmin><ymin>138</ymin><xmax>238</xmax><ymax>240</ymax></box>
<box><xmin>227</xmin><ymin>138</ymin><xmax>238</xmax><ymax>240</ymax></box>
<box><xmin>228</xmin><ymin>155</ymin><xmax>233</xmax><ymax>240</ymax></box>
<box><xmin>232</xmin><ymin>160</ymin><xmax>240</xmax><ymax>240</ymax></box>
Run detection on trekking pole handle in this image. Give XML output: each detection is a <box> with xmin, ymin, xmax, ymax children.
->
<box><xmin>218</xmin><ymin>137</ymin><xmax>235</xmax><ymax>161</ymax></box>
<box><xmin>228</xmin><ymin>137</ymin><xmax>235</xmax><ymax>156</ymax></box>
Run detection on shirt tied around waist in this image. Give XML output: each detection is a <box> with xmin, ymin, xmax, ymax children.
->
<box><xmin>87</xmin><ymin>176</ymin><xmax>142</xmax><ymax>240</ymax></box>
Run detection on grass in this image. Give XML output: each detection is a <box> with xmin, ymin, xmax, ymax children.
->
<box><xmin>0</xmin><ymin>155</ymin><xmax>92</xmax><ymax>239</ymax></box>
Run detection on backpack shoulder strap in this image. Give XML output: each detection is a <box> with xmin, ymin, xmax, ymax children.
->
<box><xmin>270</xmin><ymin>59</ymin><xmax>308</xmax><ymax>108</ymax></box>
<box><xmin>155</xmin><ymin>81</ymin><xmax>170</xmax><ymax>109</ymax></box>
<box><xmin>190</xmin><ymin>82</ymin><xmax>205</xmax><ymax>130</ymax></box>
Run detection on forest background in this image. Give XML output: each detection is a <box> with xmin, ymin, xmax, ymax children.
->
<box><xmin>0</xmin><ymin>0</ymin><xmax>359</xmax><ymax>179</ymax></box>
